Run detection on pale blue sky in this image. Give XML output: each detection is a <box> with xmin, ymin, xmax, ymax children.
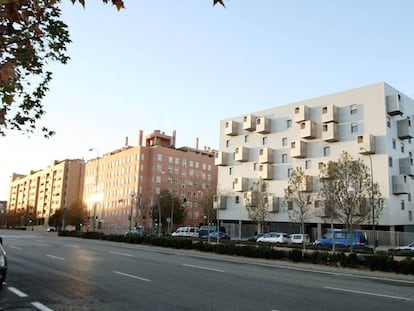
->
<box><xmin>1</xmin><ymin>0</ymin><xmax>414</xmax><ymax>199</ymax></box>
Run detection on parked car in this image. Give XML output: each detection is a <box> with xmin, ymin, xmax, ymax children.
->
<box><xmin>314</xmin><ymin>230</ymin><xmax>368</xmax><ymax>248</ymax></box>
<box><xmin>0</xmin><ymin>237</ymin><xmax>7</xmax><ymax>289</ymax></box>
<box><xmin>257</xmin><ymin>232</ymin><xmax>290</xmax><ymax>244</ymax></box>
<box><xmin>289</xmin><ymin>233</ymin><xmax>310</xmax><ymax>245</ymax></box>
<box><xmin>46</xmin><ymin>227</ymin><xmax>56</xmax><ymax>232</ymax></box>
<box><xmin>172</xmin><ymin>226</ymin><xmax>199</xmax><ymax>238</ymax></box>
<box><xmin>199</xmin><ymin>225</ymin><xmax>226</xmax><ymax>239</ymax></box>
<box><xmin>125</xmin><ymin>228</ymin><xmax>143</xmax><ymax>236</ymax></box>
<box><xmin>395</xmin><ymin>242</ymin><xmax>414</xmax><ymax>251</ymax></box>
<box><xmin>246</xmin><ymin>233</ymin><xmax>265</xmax><ymax>242</ymax></box>
<box><xmin>201</xmin><ymin>231</ymin><xmax>231</xmax><ymax>241</ymax></box>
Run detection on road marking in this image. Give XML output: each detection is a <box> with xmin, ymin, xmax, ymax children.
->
<box><xmin>65</xmin><ymin>244</ymin><xmax>79</xmax><ymax>248</ymax></box>
<box><xmin>8</xmin><ymin>287</ymin><xmax>28</xmax><ymax>297</ymax></box>
<box><xmin>46</xmin><ymin>254</ymin><xmax>65</xmax><ymax>260</ymax></box>
<box><xmin>31</xmin><ymin>301</ymin><xmax>54</xmax><ymax>311</ymax></box>
<box><xmin>110</xmin><ymin>251</ymin><xmax>134</xmax><ymax>257</ymax></box>
<box><xmin>113</xmin><ymin>271</ymin><xmax>151</xmax><ymax>282</ymax></box>
<box><xmin>325</xmin><ymin>286</ymin><xmax>414</xmax><ymax>301</ymax></box>
<box><xmin>7</xmin><ymin>245</ymin><xmax>22</xmax><ymax>250</ymax></box>
<box><xmin>183</xmin><ymin>264</ymin><xmax>225</xmax><ymax>273</ymax></box>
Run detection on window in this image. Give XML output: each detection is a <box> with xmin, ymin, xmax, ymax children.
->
<box><xmin>351</xmin><ymin>123</ymin><xmax>358</xmax><ymax>133</ymax></box>
<box><xmin>229</xmin><ymin>167</ymin><xmax>232</xmax><ymax>175</ymax></box>
<box><xmin>387</xmin><ymin>116</ymin><xmax>391</xmax><ymax>128</ymax></box>
<box><xmin>156</xmin><ymin>154</ymin><xmax>163</xmax><ymax>161</ymax></box>
<box><xmin>401</xmin><ymin>200</ymin><xmax>405</xmax><ymax>210</ymax></box>
<box><xmin>235</xmin><ymin>196</ymin><xmax>240</xmax><ymax>204</ymax></box>
<box><xmin>350</xmin><ymin>104</ymin><xmax>358</xmax><ymax>115</ymax></box>
<box><xmin>322</xmin><ymin>106</ymin><xmax>328</xmax><ymax>114</ymax></box>
<box><xmin>226</xmin><ymin>140</ymin><xmax>230</xmax><ymax>147</ymax></box>
<box><xmin>388</xmin><ymin>156</ymin><xmax>393</xmax><ymax>167</ymax></box>
<box><xmin>282</xmin><ymin>137</ymin><xmax>287</xmax><ymax>146</ymax></box>
<box><xmin>182</xmin><ymin>159</ymin><xmax>187</xmax><ymax>167</ymax></box>
<box><xmin>392</xmin><ymin>139</ymin><xmax>396</xmax><ymax>149</ymax></box>
<box><xmin>262</xmin><ymin>137</ymin><xmax>268</xmax><ymax>145</ymax></box>
<box><xmin>287</xmin><ymin>119</ymin><xmax>292</xmax><ymax>128</ymax></box>
<box><xmin>287</xmin><ymin>168</ymin><xmax>293</xmax><ymax>178</ymax></box>
<box><xmin>401</xmin><ymin>143</ymin><xmax>405</xmax><ymax>153</ymax></box>
<box><xmin>295</xmin><ymin>107</ymin><xmax>300</xmax><ymax>114</ymax></box>
<box><xmin>301</xmin><ymin>122</ymin><xmax>306</xmax><ymax>129</ymax></box>
<box><xmin>305</xmin><ymin>160</ymin><xmax>311</xmax><ymax>169</ymax></box>
<box><xmin>408</xmin><ymin>193</ymin><xmax>411</xmax><ymax>202</ymax></box>
<box><xmin>168</xmin><ymin>156</ymin><xmax>173</xmax><ymax>163</ymax></box>
<box><xmin>323</xmin><ymin>146</ymin><xmax>330</xmax><ymax>157</ymax></box>
<box><xmin>282</xmin><ymin>153</ymin><xmax>288</xmax><ymax>163</ymax></box>
<box><xmin>409</xmin><ymin>211</ymin><xmax>413</xmax><ymax>222</ymax></box>
<box><xmin>253</xmin><ymin>162</ymin><xmax>257</xmax><ymax>171</ymax></box>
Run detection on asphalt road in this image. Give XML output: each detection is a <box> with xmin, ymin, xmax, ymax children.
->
<box><xmin>0</xmin><ymin>230</ymin><xmax>413</xmax><ymax>311</ymax></box>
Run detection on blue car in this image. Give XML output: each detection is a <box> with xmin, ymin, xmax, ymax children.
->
<box><xmin>314</xmin><ymin>230</ymin><xmax>368</xmax><ymax>248</ymax></box>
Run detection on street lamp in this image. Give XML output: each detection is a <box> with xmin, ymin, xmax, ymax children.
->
<box><xmin>129</xmin><ymin>190</ymin><xmax>136</xmax><ymax>231</ymax></box>
<box><xmin>360</xmin><ymin>147</ymin><xmax>376</xmax><ymax>251</ymax></box>
<box><xmin>89</xmin><ymin>148</ymin><xmax>100</xmax><ymax>231</ymax></box>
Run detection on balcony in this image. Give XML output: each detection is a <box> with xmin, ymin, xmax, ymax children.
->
<box><xmin>392</xmin><ymin>175</ymin><xmax>409</xmax><ymax>195</ymax></box>
<box><xmin>321</xmin><ymin>104</ymin><xmax>338</xmax><ymax>123</ymax></box>
<box><xmin>386</xmin><ymin>94</ymin><xmax>403</xmax><ymax>116</ymax></box>
<box><xmin>294</xmin><ymin>105</ymin><xmax>310</xmax><ymax>123</ymax></box>
<box><xmin>214</xmin><ymin>151</ymin><xmax>229</xmax><ymax>166</ymax></box>
<box><xmin>234</xmin><ymin>146</ymin><xmax>249</xmax><ymax>162</ymax></box>
<box><xmin>233</xmin><ymin>177</ymin><xmax>248</xmax><ymax>192</ymax></box>
<box><xmin>399</xmin><ymin>158</ymin><xmax>414</xmax><ymax>176</ymax></box>
<box><xmin>213</xmin><ymin>195</ymin><xmax>227</xmax><ymax>210</ymax></box>
<box><xmin>258</xmin><ymin>147</ymin><xmax>274</xmax><ymax>164</ymax></box>
<box><xmin>397</xmin><ymin>118</ymin><xmax>414</xmax><ymax>140</ymax></box>
<box><xmin>224</xmin><ymin>120</ymin><xmax>238</xmax><ymax>136</ymax></box>
<box><xmin>258</xmin><ymin>163</ymin><xmax>273</xmax><ymax>180</ymax></box>
<box><xmin>243</xmin><ymin>114</ymin><xmax>257</xmax><ymax>131</ymax></box>
<box><xmin>357</xmin><ymin>134</ymin><xmax>375</xmax><ymax>154</ymax></box>
<box><xmin>255</xmin><ymin>116</ymin><xmax>271</xmax><ymax>134</ymax></box>
<box><xmin>300</xmin><ymin>175</ymin><xmax>313</xmax><ymax>192</ymax></box>
<box><xmin>300</xmin><ymin>120</ymin><xmax>317</xmax><ymax>139</ymax></box>
<box><xmin>322</xmin><ymin>122</ymin><xmax>339</xmax><ymax>142</ymax></box>
<box><xmin>265</xmin><ymin>196</ymin><xmax>279</xmax><ymax>213</ymax></box>
<box><xmin>290</xmin><ymin>140</ymin><xmax>307</xmax><ymax>158</ymax></box>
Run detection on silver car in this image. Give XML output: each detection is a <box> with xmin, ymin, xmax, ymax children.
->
<box><xmin>257</xmin><ymin>232</ymin><xmax>290</xmax><ymax>244</ymax></box>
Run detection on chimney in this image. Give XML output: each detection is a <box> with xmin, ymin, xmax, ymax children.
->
<box><xmin>172</xmin><ymin>130</ymin><xmax>176</xmax><ymax>148</ymax></box>
<box><xmin>125</xmin><ymin>136</ymin><xmax>128</xmax><ymax>147</ymax></box>
<box><xmin>138</xmin><ymin>130</ymin><xmax>143</xmax><ymax>146</ymax></box>
<box><xmin>195</xmin><ymin>137</ymin><xmax>199</xmax><ymax>150</ymax></box>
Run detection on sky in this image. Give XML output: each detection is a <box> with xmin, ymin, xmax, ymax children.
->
<box><xmin>1</xmin><ymin>0</ymin><xmax>414</xmax><ymax>200</ymax></box>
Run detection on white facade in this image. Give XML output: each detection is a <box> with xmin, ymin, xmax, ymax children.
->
<box><xmin>216</xmin><ymin>82</ymin><xmax>414</xmax><ymax>232</ymax></box>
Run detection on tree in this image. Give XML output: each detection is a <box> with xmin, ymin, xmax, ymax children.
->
<box><xmin>1</xmin><ymin>0</ymin><xmax>224</xmax><ymax>137</ymax></box>
<box><xmin>284</xmin><ymin>167</ymin><xmax>313</xmax><ymax>236</ymax></box>
<box><xmin>244</xmin><ymin>179</ymin><xmax>270</xmax><ymax>234</ymax></box>
<box><xmin>152</xmin><ymin>189</ymin><xmax>183</xmax><ymax>234</ymax></box>
<box><xmin>319</xmin><ymin>151</ymin><xmax>383</xmax><ymax>233</ymax></box>
<box><xmin>49</xmin><ymin>207</ymin><xmax>63</xmax><ymax>227</ymax></box>
<box><xmin>65</xmin><ymin>201</ymin><xmax>88</xmax><ymax>227</ymax></box>
<box><xmin>199</xmin><ymin>189</ymin><xmax>217</xmax><ymax>226</ymax></box>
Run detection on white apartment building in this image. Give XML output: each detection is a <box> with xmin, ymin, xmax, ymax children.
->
<box><xmin>215</xmin><ymin>82</ymin><xmax>414</xmax><ymax>241</ymax></box>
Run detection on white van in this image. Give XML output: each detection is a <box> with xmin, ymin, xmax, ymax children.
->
<box><xmin>171</xmin><ymin>227</ymin><xmax>199</xmax><ymax>238</ymax></box>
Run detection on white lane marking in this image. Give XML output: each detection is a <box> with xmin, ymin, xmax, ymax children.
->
<box><xmin>64</xmin><ymin>244</ymin><xmax>79</xmax><ymax>248</ymax></box>
<box><xmin>110</xmin><ymin>251</ymin><xmax>134</xmax><ymax>257</ymax></box>
<box><xmin>113</xmin><ymin>271</ymin><xmax>151</xmax><ymax>282</ymax></box>
<box><xmin>8</xmin><ymin>287</ymin><xmax>28</xmax><ymax>297</ymax></box>
<box><xmin>31</xmin><ymin>301</ymin><xmax>54</xmax><ymax>311</ymax></box>
<box><xmin>183</xmin><ymin>264</ymin><xmax>225</xmax><ymax>273</ymax></box>
<box><xmin>7</xmin><ymin>245</ymin><xmax>22</xmax><ymax>250</ymax></box>
<box><xmin>46</xmin><ymin>254</ymin><xmax>65</xmax><ymax>260</ymax></box>
<box><xmin>325</xmin><ymin>286</ymin><xmax>414</xmax><ymax>301</ymax></box>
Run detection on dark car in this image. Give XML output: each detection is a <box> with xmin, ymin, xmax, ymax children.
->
<box><xmin>202</xmin><ymin>231</ymin><xmax>231</xmax><ymax>241</ymax></box>
<box><xmin>246</xmin><ymin>233</ymin><xmax>264</xmax><ymax>242</ymax></box>
<box><xmin>0</xmin><ymin>237</ymin><xmax>7</xmax><ymax>288</ymax></box>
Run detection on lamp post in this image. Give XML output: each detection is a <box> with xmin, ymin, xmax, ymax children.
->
<box><xmin>89</xmin><ymin>148</ymin><xmax>100</xmax><ymax>231</ymax></box>
<box><xmin>347</xmin><ymin>185</ymin><xmax>356</xmax><ymax>252</ymax></box>
<box><xmin>360</xmin><ymin>148</ymin><xmax>376</xmax><ymax>252</ymax></box>
<box><xmin>129</xmin><ymin>190</ymin><xmax>136</xmax><ymax>231</ymax></box>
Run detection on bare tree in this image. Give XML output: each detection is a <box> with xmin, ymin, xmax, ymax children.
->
<box><xmin>244</xmin><ymin>179</ymin><xmax>270</xmax><ymax>234</ymax></box>
<box><xmin>284</xmin><ymin>167</ymin><xmax>313</xmax><ymax>235</ymax></box>
<box><xmin>319</xmin><ymin>151</ymin><xmax>383</xmax><ymax>234</ymax></box>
